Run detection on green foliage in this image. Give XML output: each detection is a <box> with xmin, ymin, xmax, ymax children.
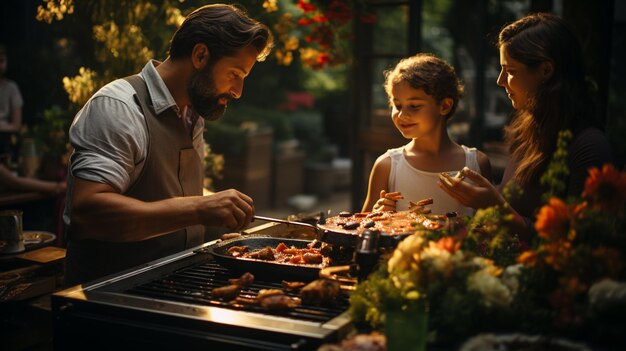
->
<box><xmin>21</xmin><ymin>105</ymin><xmax>71</xmax><ymax>161</ymax></box>
<box><xmin>349</xmin><ymin>262</ymin><xmax>401</xmax><ymax>329</ymax></box>
<box><xmin>465</xmin><ymin>206</ymin><xmax>522</xmax><ymax>267</ymax></box>
<box><xmin>540</xmin><ymin>130</ymin><xmax>572</xmax><ymax>202</ymax></box>
<box><xmin>203</xmin><ymin>123</ymin><xmax>250</xmax><ymax>156</ymax></box>
<box><xmin>204</xmin><ymin>104</ymin><xmax>297</xmax><ymax>158</ymax></box>
<box><xmin>221</xmin><ymin>105</ymin><xmax>295</xmax><ymax>143</ymax></box>
<box><xmin>290</xmin><ymin>110</ymin><xmax>336</xmax><ymax>162</ymax></box>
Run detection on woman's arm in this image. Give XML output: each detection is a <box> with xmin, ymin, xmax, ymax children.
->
<box><xmin>439</xmin><ymin>167</ymin><xmax>533</xmax><ymax>241</ymax></box>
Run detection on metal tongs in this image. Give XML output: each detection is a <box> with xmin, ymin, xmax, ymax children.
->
<box><xmin>252</xmin><ymin>214</ymin><xmax>324</xmax><ymax>237</ymax></box>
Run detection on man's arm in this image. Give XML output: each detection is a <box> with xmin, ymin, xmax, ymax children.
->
<box><xmin>70</xmin><ymin>177</ymin><xmax>254</xmax><ymax>242</ymax></box>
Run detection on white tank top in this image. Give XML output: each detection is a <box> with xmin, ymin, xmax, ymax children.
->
<box><xmin>386</xmin><ymin>145</ymin><xmax>481</xmax><ymax>216</ymax></box>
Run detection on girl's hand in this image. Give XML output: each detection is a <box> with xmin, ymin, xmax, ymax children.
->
<box><xmin>438</xmin><ymin>167</ymin><xmax>506</xmax><ymax>209</ymax></box>
<box><xmin>373</xmin><ymin>190</ymin><xmax>402</xmax><ymax>212</ymax></box>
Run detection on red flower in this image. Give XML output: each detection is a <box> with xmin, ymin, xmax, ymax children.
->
<box><xmin>316</xmin><ymin>52</ymin><xmax>330</xmax><ymax>65</ymax></box>
<box><xmin>360</xmin><ymin>14</ymin><xmax>377</xmax><ymax>24</ymax></box>
<box><xmin>298</xmin><ymin>18</ymin><xmax>314</xmax><ymax>26</ymax></box>
<box><xmin>582</xmin><ymin>164</ymin><xmax>626</xmax><ymax>215</ymax></box>
<box><xmin>297</xmin><ymin>0</ymin><xmax>316</xmax><ymax>13</ymax></box>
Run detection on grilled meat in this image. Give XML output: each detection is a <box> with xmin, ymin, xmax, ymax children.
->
<box><xmin>227</xmin><ymin>245</ymin><xmax>249</xmax><ymax>257</ymax></box>
<box><xmin>228</xmin><ymin>272</ymin><xmax>255</xmax><ymax>286</ymax></box>
<box><xmin>247</xmin><ymin>246</ymin><xmax>275</xmax><ymax>261</ymax></box>
<box><xmin>257</xmin><ymin>289</ymin><xmax>284</xmax><ymax>300</ymax></box>
<box><xmin>233</xmin><ymin>296</ymin><xmax>258</xmax><ymax>305</ymax></box>
<box><xmin>303</xmin><ymin>252</ymin><xmax>323</xmax><ymax>264</ymax></box>
<box><xmin>211</xmin><ymin>284</ymin><xmax>241</xmax><ymax>301</ymax></box>
<box><xmin>300</xmin><ymin>279</ymin><xmax>341</xmax><ymax>305</ymax></box>
<box><xmin>282</xmin><ymin>280</ymin><xmax>306</xmax><ymax>291</ymax></box>
<box><xmin>259</xmin><ymin>294</ymin><xmax>300</xmax><ymax>309</ymax></box>
<box><xmin>255</xmin><ymin>288</ymin><xmax>301</xmax><ymax>309</ymax></box>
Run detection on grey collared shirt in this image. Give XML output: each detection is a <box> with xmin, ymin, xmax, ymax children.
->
<box><xmin>64</xmin><ymin>60</ymin><xmax>205</xmax><ymax>225</ymax></box>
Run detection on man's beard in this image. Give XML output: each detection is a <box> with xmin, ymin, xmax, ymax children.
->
<box><xmin>187</xmin><ymin>64</ymin><xmax>232</xmax><ymax>121</ymax></box>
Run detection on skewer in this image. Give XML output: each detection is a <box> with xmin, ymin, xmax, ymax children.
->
<box><xmin>253</xmin><ymin>215</ymin><xmax>319</xmax><ymax>231</ymax></box>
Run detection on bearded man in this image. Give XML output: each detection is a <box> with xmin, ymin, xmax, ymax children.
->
<box><xmin>64</xmin><ymin>4</ymin><xmax>273</xmax><ymax>286</ymax></box>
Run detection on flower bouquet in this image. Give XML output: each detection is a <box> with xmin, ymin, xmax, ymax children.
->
<box><xmin>349</xmin><ymin>130</ymin><xmax>626</xmax><ymax>350</ymax></box>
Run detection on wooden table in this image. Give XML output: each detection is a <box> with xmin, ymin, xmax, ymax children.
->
<box><xmin>0</xmin><ymin>246</ymin><xmax>66</xmax><ymax>350</ymax></box>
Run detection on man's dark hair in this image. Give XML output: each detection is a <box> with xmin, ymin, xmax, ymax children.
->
<box><xmin>169</xmin><ymin>4</ymin><xmax>273</xmax><ymax>62</ymax></box>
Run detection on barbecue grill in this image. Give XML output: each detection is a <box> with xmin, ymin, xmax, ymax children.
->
<box><xmin>52</xmin><ymin>223</ymin><xmax>354</xmax><ymax>350</ymax></box>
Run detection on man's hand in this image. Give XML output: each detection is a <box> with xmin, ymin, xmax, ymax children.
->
<box><xmin>197</xmin><ymin>189</ymin><xmax>255</xmax><ymax>231</ymax></box>
<box><xmin>70</xmin><ymin>178</ymin><xmax>255</xmax><ymax>241</ymax></box>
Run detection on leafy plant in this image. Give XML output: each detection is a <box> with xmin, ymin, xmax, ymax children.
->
<box><xmin>21</xmin><ymin>105</ymin><xmax>71</xmax><ymax>163</ymax></box>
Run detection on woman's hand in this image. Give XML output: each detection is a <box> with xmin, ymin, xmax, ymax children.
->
<box><xmin>373</xmin><ymin>190</ymin><xmax>402</xmax><ymax>212</ymax></box>
<box><xmin>438</xmin><ymin>167</ymin><xmax>506</xmax><ymax>209</ymax></box>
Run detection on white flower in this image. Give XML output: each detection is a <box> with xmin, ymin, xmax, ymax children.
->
<box><xmin>387</xmin><ymin>234</ymin><xmax>426</xmax><ymax>297</ymax></box>
<box><xmin>388</xmin><ymin>234</ymin><xmax>425</xmax><ymax>274</ymax></box>
<box><xmin>501</xmin><ymin>264</ymin><xmax>523</xmax><ymax>296</ymax></box>
<box><xmin>421</xmin><ymin>241</ymin><xmax>465</xmax><ymax>278</ymax></box>
<box><xmin>468</xmin><ymin>267</ymin><xmax>514</xmax><ymax>308</ymax></box>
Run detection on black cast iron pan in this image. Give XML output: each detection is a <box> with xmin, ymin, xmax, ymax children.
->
<box><xmin>253</xmin><ymin>215</ymin><xmax>413</xmax><ymax>248</ymax></box>
<box><xmin>206</xmin><ymin>235</ymin><xmax>326</xmax><ymax>281</ymax></box>
<box><xmin>317</xmin><ymin>223</ymin><xmax>412</xmax><ymax>247</ymax></box>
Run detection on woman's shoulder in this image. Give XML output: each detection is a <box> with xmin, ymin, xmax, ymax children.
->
<box><xmin>568</xmin><ymin>127</ymin><xmax>612</xmax><ymax>166</ymax></box>
<box><xmin>570</xmin><ymin>127</ymin><xmax>611</xmax><ymax>153</ymax></box>
<box><xmin>572</xmin><ymin>126</ymin><xmax>608</xmax><ymax>140</ymax></box>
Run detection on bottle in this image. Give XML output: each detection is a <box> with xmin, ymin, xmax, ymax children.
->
<box><xmin>354</xmin><ymin>229</ymin><xmax>381</xmax><ymax>281</ymax></box>
<box><xmin>20</xmin><ymin>138</ymin><xmax>40</xmax><ymax>178</ymax></box>
<box><xmin>445</xmin><ymin>211</ymin><xmax>458</xmax><ymax>235</ymax></box>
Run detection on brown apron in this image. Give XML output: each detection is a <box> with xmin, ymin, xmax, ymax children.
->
<box><xmin>65</xmin><ymin>75</ymin><xmax>204</xmax><ymax>286</ymax></box>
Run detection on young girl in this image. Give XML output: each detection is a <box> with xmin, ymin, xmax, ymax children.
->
<box><xmin>362</xmin><ymin>53</ymin><xmax>491</xmax><ymax>215</ymax></box>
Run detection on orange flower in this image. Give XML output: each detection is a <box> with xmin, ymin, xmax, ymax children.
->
<box><xmin>517</xmin><ymin>250</ymin><xmax>538</xmax><ymax>267</ymax></box>
<box><xmin>535</xmin><ymin>198</ymin><xmax>571</xmax><ymax>241</ymax></box>
<box><xmin>435</xmin><ymin>236</ymin><xmax>461</xmax><ymax>254</ymax></box>
<box><xmin>542</xmin><ymin>241</ymin><xmax>572</xmax><ymax>271</ymax></box>
<box><xmin>583</xmin><ymin>164</ymin><xmax>626</xmax><ymax>215</ymax></box>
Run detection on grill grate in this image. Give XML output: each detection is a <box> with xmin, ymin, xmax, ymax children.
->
<box><xmin>125</xmin><ymin>261</ymin><xmax>349</xmax><ymax>323</ymax></box>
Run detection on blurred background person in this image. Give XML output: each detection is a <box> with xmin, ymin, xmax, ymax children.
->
<box><xmin>0</xmin><ymin>43</ymin><xmax>23</xmax><ymax>168</ymax></box>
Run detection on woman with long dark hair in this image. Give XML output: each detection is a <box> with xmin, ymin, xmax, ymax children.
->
<box><xmin>439</xmin><ymin>13</ymin><xmax>612</xmax><ymax>239</ymax></box>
